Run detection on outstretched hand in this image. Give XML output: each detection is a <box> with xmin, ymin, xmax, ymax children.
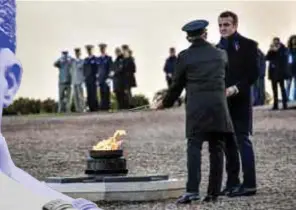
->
<box><xmin>151</xmin><ymin>99</ymin><xmax>164</xmax><ymax>110</ymax></box>
<box><xmin>226</xmin><ymin>86</ymin><xmax>238</xmax><ymax>97</ymax></box>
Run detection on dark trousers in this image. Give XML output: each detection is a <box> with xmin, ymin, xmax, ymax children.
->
<box><xmin>166</xmin><ymin>76</ymin><xmax>173</xmax><ymax>87</ymax></box>
<box><xmin>253</xmin><ymin>78</ymin><xmax>265</xmax><ymax>106</ymax></box>
<box><xmin>225</xmin><ymin>132</ymin><xmax>256</xmax><ymax>189</ymax></box>
<box><xmin>258</xmin><ymin>78</ymin><xmax>266</xmax><ymax>105</ymax></box>
<box><xmin>85</xmin><ymin>80</ymin><xmax>99</xmax><ymax>112</ymax></box>
<box><xmin>223</xmin><ymin>133</ymin><xmax>240</xmax><ymax>188</ymax></box>
<box><xmin>126</xmin><ymin>88</ymin><xmax>133</xmax><ymax>108</ymax></box>
<box><xmin>186</xmin><ymin>132</ymin><xmax>225</xmax><ymax>196</ymax></box>
<box><xmin>115</xmin><ymin>89</ymin><xmax>128</xmax><ymax>110</ymax></box>
<box><xmin>271</xmin><ymin>79</ymin><xmax>287</xmax><ymax>109</ymax></box>
<box><xmin>237</xmin><ymin>132</ymin><xmax>256</xmax><ymax>188</ymax></box>
<box><xmin>166</xmin><ymin>76</ymin><xmax>182</xmax><ymax>106</ymax></box>
<box><xmin>99</xmin><ymin>83</ymin><xmax>110</xmax><ymax>110</ymax></box>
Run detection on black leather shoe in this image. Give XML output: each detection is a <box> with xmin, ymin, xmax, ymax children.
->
<box><xmin>220</xmin><ymin>187</ymin><xmax>230</xmax><ymax>196</ymax></box>
<box><xmin>228</xmin><ymin>187</ymin><xmax>257</xmax><ymax>197</ymax></box>
<box><xmin>220</xmin><ymin>185</ymin><xmax>240</xmax><ymax>196</ymax></box>
<box><xmin>202</xmin><ymin>195</ymin><xmax>218</xmax><ymax>203</ymax></box>
<box><xmin>176</xmin><ymin>193</ymin><xmax>200</xmax><ymax>204</ymax></box>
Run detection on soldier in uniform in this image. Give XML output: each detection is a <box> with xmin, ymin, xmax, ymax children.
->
<box><xmin>54</xmin><ymin>51</ymin><xmax>73</xmax><ymax>113</ymax></box>
<box><xmin>154</xmin><ymin>20</ymin><xmax>236</xmax><ymax>203</ymax></box>
<box><xmin>97</xmin><ymin>43</ymin><xmax>113</xmax><ymax>110</ymax></box>
<box><xmin>163</xmin><ymin>47</ymin><xmax>177</xmax><ymax>87</ymax></box>
<box><xmin>163</xmin><ymin>47</ymin><xmax>182</xmax><ymax>106</ymax></box>
<box><xmin>83</xmin><ymin>45</ymin><xmax>99</xmax><ymax>112</ymax></box>
<box><xmin>71</xmin><ymin>48</ymin><xmax>85</xmax><ymax>112</ymax></box>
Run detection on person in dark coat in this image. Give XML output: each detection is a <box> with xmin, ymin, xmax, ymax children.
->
<box><xmin>286</xmin><ymin>35</ymin><xmax>296</xmax><ymax>100</ymax></box>
<box><xmin>112</xmin><ymin>47</ymin><xmax>129</xmax><ymax>109</ymax></box>
<box><xmin>154</xmin><ymin>19</ymin><xmax>236</xmax><ymax>203</ymax></box>
<box><xmin>83</xmin><ymin>45</ymin><xmax>99</xmax><ymax>112</ymax></box>
<box><xmin>163</xmin><ymin>47</ymin><xmax>182</xmax><ymax>106</ymax></box>
<box><xmin>266</xmin><ymin>37</ymin><xmax>290</xmax><ymax>110</ymax></box>
<box><xmin>217</xmin><ymin>11</ymin><xmax>259</xmax><ymax>197</ymax></box>
<box><xmin>253</xmin><ymin>49</ymin><xmax>266</xmax><ymax>106</ymax></box>
<box><xmin>122</xmin><ymin>49</ymin><xmax>137</xmax><ymax>108</ymax></box>
<box><xmin>164</xmin><ymin>47</ymin><xmax>177</xmax><ymax>87</ymax></box>
<box><xmin>97</xmin><ymin>43</ymin><xmax>113</xmax><ymax>111</ymax></box>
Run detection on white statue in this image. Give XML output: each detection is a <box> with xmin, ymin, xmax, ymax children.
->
<box><xmin>0</xmin><ymin>1</ymin><xmax>102</xmax><ymax>209</ymax></box>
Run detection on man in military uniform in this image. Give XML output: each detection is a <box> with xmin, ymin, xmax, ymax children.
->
<box><xmin>54</xmin><ymin>51</ymin><xmax>73</xmax><ymax>113</ymax></box>
<box><xmin>154</xmin><ymin>20</ymin><xmax>235</xmax><ymax>203</ymax></box>
<box><xmin>83</xmin><ymin>45</ymin><xmax>99</xmax><ymax>112</ymax></box>
<box><xmin>97</xmin><ymin>43</ymin><xmax>113</xmax><ymax>110</ymax></box>
<box><xmin>71</xmin><ymin>48</ymin><xmax>85</xmax><ymax>112</ymax></box>
<box><xmin>163</xmin><ymin>47</ymin><xmax>177</xmax><ymax>87</ymax></box>
<box><xmin>217</xmin><ymin>11</ymin><xmax>259</xmax><ymax>196</ymax></box>
<box><xmin>163</xmin><ymin>47</ymin><xmax>182</xmax><ymax>106</ymax></box>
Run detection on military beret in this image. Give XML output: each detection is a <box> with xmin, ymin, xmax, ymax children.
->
<box><xmin>122</xmin><ymin>44</ymin><xmax>129</xmax><ymax>50</ymax></box>
<box><xmin>85</xmin><ymin>44</ymin><xmax>94</xmax><ymax>49</ymax></box>
<box><xmin>182</xmin><ymin>19</ymin><xmax>209</xmax><ymax>32</ymax></box>
<box><xmin>98</xmin><ymin>43</ymin><xmax>107</xmax><ymax>48</ymax></box>
<box><xmin>74</xmin><ymin>48</ymin><xmax>81</xmax><ymax>52</ymax></box>
<box><xmin>61</xmin><ymin>50</ymin><xmax>68</xmax><ymax>54</ymax></box>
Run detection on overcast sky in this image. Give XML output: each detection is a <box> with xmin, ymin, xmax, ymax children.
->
<box><xmin>15</xmin><ymin>1</ymin><xmax>296</xmax><ymax>100</ymax></box>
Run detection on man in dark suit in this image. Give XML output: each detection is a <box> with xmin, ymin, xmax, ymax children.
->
<box><xmin>154</xmin><ymin>19</ymin><xmax>235</xmax><ymax>203</ymax></box>
<box><xmin>217</xmin><ymin>11</ymin><xmax>259</xmax><ymax>197</ymax></box>
<box><xmin>112</xmin><ymin>47</ymin><xmax>129</xmax><ymax>109</ymax></box>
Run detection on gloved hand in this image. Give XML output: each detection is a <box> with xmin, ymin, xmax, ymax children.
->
<box><xmin>226</xmin><ymin>85</ymin><xmax>239</xmax><ymax>97</ymax></box>
<box><xmin>72</xmin><ymin>198</ymin><xmax>103</xmax><ymax>210</ymax></box>
<box><xmin>42</xmin><ymin>199</ymin><xmax>75</xmax><ymax>210</ymax></box>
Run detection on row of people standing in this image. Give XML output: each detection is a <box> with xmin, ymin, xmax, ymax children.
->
<box><xmin>54</xmin><ymin>44</ymin><xmax>137</xmax><ymax>113</ymax></box>
<box><xmin>253</xmin><ymin>35</ymin><xmax>296</xmax><ymax>110</ymax></box>
<box><xmin>268</xmin><ymin>35</ymin><xmax>296</xmax><ymax>110</ymax></box>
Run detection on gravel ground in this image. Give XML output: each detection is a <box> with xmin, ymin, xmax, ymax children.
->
<box><xmin>2</xmin><ymin>106</ymin><xmax>296</xmax><ymax>210</ymax></box>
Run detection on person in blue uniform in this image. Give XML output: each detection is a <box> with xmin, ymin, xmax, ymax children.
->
<box><xmin>217</xmin><ymin>11</ymin><xmax>259</xmax><ymax>196</ymax></box>
<box><xmin>83</xmin><ymin>44</ymin><xmax>99</xmax><ymax>112</ymax></box>
<box><xmin>154</xmin><ymin>19</ymin><xmax>236</xmax><ymax>203</ymax></box>
<box><xmin>54</xmin><ymin>51</ymin><xmax>73</xmax><ymax>113</ymax></box>
<box><xmin>164</xmin><ymin>47</ymin><xmax>177</xmax><ymax>87</ymax></box>
<box><xmin>163</xmin><ymin>47</ymin><xmax>182</xmax><ymax>106</ymax></box>
<box><xmin>97</xmin><ymin>43</ymin><xmax>113</xmax><ymax>111</ymax></box>
<box><xmin>71</xmin><ymin>48</ymin><xmax>85</xmax><ymax>112</ymax></box>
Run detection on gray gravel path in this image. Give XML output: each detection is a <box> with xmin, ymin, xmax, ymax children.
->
<box><xmin>2</xmin><ymin>107</ymin><xmax>296</xmax><ymax>209</ymax></box>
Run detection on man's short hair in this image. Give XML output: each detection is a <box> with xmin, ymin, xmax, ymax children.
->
<box><xmin>273</xmin><ymin>37</ymin><xmax>280</xmax><ymax>42</ymax></box>
<box><xmin>219</xmin><ymin>11</ymin><xmax>238</xmax><ymax>25</ymax></box>
<box><xmin>122</xmin><ymin>44</ymin><xmax>129</xmax><ymax>50</ymax></box>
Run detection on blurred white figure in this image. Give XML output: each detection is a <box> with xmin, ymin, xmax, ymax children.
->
<box><xmin>0</xmin><ymin>1</ymin><xmax>102</xmax><ymax>209</ymax></box>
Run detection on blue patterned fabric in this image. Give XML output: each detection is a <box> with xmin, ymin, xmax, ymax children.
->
<box><xmin>0</xmin><ymin>0</ymin><xmax>16</xmax><ymax>53</ymax></box>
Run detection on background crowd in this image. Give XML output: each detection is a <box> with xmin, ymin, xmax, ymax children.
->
<box><xmin>53</xmin><ymin>44</ymin><xmax>137</xmax><ymax>113</ymax></box>
<box><xmin>163</xmin><ymin>35</ymin><xmax>296</xmax><ymax>111</ymax></box>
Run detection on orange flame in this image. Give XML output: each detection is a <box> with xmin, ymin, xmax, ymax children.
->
<box><xmin>92</xmin><ymin>130</ymin><xmax>126</xmax><ymax>151</ymax></box>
